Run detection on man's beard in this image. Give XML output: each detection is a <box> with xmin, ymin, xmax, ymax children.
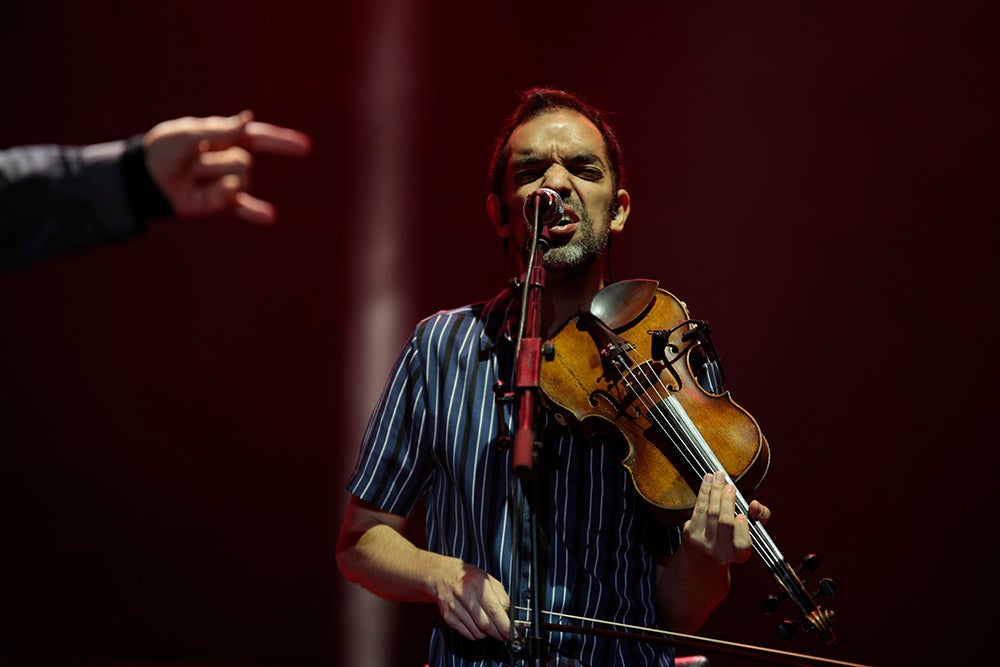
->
<box><xmin>521</xmin><ymin>207</ymin><xmax>610</xmax><ymax>276</ymax></box>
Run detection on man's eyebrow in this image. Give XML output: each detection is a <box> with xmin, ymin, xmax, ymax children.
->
<box><xmin>510</xmin><ymin>154</ymin><xmax>549</xmax><ymax>169</ymax></box>
<box><xmin>564</xmin><ymin>152</ymin><xmax>605</xmax><ymax>166</ymax></box>
<box><xmin>511</xmin><ymin>152</ymin><xmax>606</xmax><ymax>168</ymax></box>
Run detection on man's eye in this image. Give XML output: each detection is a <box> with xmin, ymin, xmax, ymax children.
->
<box><xmin>576</xmin><ymin>167</ymin><xmax>603</xmax><ymax>181</ymax></box>
<box><xmin>515</xmin><ymin>171</ymin><xmax>542</xmax><ymax>184</ymax></box>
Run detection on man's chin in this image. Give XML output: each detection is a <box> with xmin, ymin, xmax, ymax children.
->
<box><xmin>541</xmin><ymin>247</ymin><xmax>594</xmax><ymax>275</ymax></box>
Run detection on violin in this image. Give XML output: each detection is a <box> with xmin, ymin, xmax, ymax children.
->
<box><xmin>537</xmin><ymin>278</ymin><xmax>837</xmax><ymax>644</ymax></box>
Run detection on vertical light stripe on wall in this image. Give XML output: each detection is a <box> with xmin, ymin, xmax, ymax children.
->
<box><xmin>341</xmin><ymin>0</ymin><xmax>422</xmax><ymax>665</ymax></box>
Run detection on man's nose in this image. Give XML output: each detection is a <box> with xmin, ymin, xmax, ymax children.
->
<box><xmin>541</xmin><ymin>164</ymin><xmax>572</xmax><ymax>195</ymax></box>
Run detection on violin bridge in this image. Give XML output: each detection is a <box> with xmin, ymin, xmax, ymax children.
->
<box><xmin>598</xmin><ymin>340</ymin><xmax>635</xmax><ymax>362</ymax></box>
<box><xmin>619</xmin><ymin>359</ymin><xmax>663</xmax><ymax>398</ymax></box>
<box><xmin>598</xmin><ymin>341</ymin><xmax>636</xmax><ymax>382</ymax></box>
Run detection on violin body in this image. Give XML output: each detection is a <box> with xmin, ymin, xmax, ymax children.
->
<box><xmin>534</xmin><ymin>279</ymin><xmax>838</xmax><ymax>643</ymax></box>
<box><xmin>540</xmin><ymin>283</ymin><xmax>770</xmax><ymax>522</ymax></box>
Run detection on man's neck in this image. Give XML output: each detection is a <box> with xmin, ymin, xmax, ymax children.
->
<box><xmin>538</xmin><ymin>261</ymin><xmax>606</xmax><ymax>338</ymax></box>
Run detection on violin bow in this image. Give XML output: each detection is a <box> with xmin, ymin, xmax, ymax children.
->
<box><xmin>513</xmin><ymin>607</ymin><xmax>876</xmax><ymax>667</ymax></box>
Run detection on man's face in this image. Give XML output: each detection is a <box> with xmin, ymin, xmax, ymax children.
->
<box><xmin>489</xmin><ymin>109</ymin><xmax>629</xmax><ymax>276</ymax></box>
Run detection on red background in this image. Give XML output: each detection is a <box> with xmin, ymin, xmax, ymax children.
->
<box><xmin>1</xmin><ymin>2</ymin><xmax>997</xmax><ymax>666</ymax></box>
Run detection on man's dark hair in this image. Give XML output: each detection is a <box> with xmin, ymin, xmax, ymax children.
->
<box><xmin>488</xmin><ymin>87</ymin><xmax>625</xmax><ymax>202</ymax></box>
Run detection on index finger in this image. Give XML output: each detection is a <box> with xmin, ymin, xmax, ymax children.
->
<box><xmin>244</xmin><ymin>121</ymin><xmax>313</xmax><ymax>156</ymax></box>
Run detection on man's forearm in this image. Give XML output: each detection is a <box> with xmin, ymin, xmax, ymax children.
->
<box><xmin>0</xmin><ymin>142</ymin><xmax>145</xmax><ymax>271</ymax></box>
<box><xmin>337</xmin><ymin>521</ymin><xmax>464</xmax><ymax>603</ymax></box>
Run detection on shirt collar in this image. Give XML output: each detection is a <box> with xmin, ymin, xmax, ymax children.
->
<box><xmin>478</xmin><ymin>286</ymin><xmax>519</xmax><ymax>352</ymax></box>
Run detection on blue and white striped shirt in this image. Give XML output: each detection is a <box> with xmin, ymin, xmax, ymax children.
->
<box><xmin>348</xmin><ymin>288</ymin><xmax>681</xmax><ymax>666</ymax></box>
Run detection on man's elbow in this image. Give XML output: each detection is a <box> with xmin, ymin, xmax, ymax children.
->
<box><xmin>335</xmin><ymin>522</ymin><xmax>367</xmax><ymax>584</ymax></box>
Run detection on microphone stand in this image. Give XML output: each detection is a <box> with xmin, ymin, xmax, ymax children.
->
<box><xmin>507</xmin><ymin>209</ymin><xmax>551</xmax><ymax>666</ymax></box>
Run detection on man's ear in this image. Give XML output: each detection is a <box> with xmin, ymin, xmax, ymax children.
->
<box><xmin>610</xmin><ymin>189</ymin><xmax>631</xmax><ymax>233</ymax></box>
<box><xmin>487</xmin><ymin>193</ymin><xmax>511</xmax><ymax>238</ymax></box>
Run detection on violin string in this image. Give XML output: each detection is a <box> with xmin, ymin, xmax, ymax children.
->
<box><xmin>611</xmin><ymin>348</ymin><xmax>785</xmax><ymax>572</ymax></box>
<box><xmin>619</xmin><ymin>352</ymin><xmax>785</xmax><ymax>571</ymax></box>
<box><xmin>614</xmin><ymin>349</ymin><xmax>825</xmax><ymax>618</ymax></box>
<box><xmin>611</xmin><ymin>355</ymin><xmax>714</xmax><ymax>487</ymax></box>
<box><xmin>581</xmin><ymin>328</ymin><xmax>827</xmax><ymax>626</ymax></box>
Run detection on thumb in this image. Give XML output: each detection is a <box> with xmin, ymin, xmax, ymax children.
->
<box><xmin>487</xmin><ymin>574</ymin><xmax>511</xmax><ymax>608</ymax></box>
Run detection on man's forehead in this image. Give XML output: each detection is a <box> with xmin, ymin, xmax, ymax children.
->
<box><xmin>507</xmin><ymin>109</ymin><xmax>607</xmax><ymax>158</ymax></box>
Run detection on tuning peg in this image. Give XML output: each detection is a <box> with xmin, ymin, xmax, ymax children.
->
<box><xmin>761</xmin><ymin>591</ymin><xmax>787</xmax><ymax>613</ymax></box>
<box><xmin>777</xmin><ymin>617</ymin><xmax>800</xmax><ymax>640</ymax></box>
<box><xmin>816</xmin><ymin>577</ymin><xmax>837</xmax><ymax>598</ymax></box>
<box><xmin>798</xmin><ymin>553</ymin><xmax>820</xmax><ymax>572</ymax></box>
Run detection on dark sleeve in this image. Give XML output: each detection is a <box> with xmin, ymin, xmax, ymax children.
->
<box><xmin>0</xmin><ymin>137</ymin><xmax>172</xmax><ymax>272</ymax></box>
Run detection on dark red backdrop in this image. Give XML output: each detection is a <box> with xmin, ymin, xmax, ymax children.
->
<box><xmin>1</xmin><ymin>2</ymin><xmax>997</xmax><ymax>666</ymax></box>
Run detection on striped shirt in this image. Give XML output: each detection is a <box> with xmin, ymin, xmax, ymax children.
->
<box><xmin>348</xmin><ymin>288</ymin><xmax>682</xmax><ymax>667</ymax></box>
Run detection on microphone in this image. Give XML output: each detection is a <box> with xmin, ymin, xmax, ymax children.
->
<box><xmin>522</xmin><ymin>188</ymin><xmax>565</xmax><ymax>227</ymax></box>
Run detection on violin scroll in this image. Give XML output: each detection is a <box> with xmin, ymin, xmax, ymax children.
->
<box><xmin>762</xmin><ymin>553</ymin><xmax>839</xmax><ymax>643</ymax></box>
